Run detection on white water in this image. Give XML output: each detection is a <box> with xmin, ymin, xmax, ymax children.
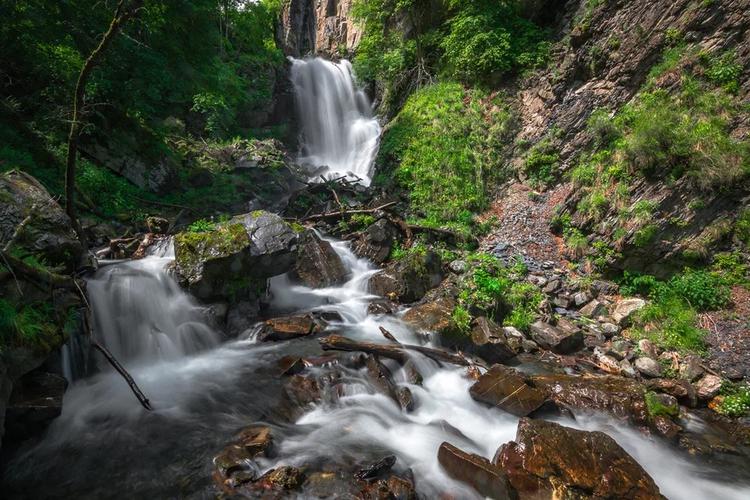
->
<box><xmin>290</xmin><ymin>58</ymin><xmax>381</xmax><ymax>185</ymax></box>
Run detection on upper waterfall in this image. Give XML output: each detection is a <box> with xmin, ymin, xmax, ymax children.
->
<box><xmin>290</xmin><ymin>58</ymin><xmax>380</xmax><ymax>185</ymax></box>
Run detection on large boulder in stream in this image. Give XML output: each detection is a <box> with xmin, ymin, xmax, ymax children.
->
<box><xmin>369</xmin><ymin>249</ymin><xmax>443</xmax><ymax>303</ymax></box>
<box><xmin>291</xmin><ymin>230</ymin><xmax>348</xmax><ymax>287</ymax></box>
<box><xmin>438</xmin><ymin>442</ymin><xmax>516</xmax><ymax>500</ymax></box>
<box><xmin>174</xmin><ymin>210</ymin><xmax>298</xmax><ymax>301</ymax></box>
<box><xmin>496</xmin><ymin>418</ymin><xmax>663</xmax><ymax>499</ymax></box>
<box><xmin>469</xmin><ymin>365</ymin><xmax>547</xmax><ymax>417</ymax></box>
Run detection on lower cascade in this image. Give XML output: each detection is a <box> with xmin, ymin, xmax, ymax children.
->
<box><xmin>290</xmin><ymin>57</ymin><xmax>381</xmax><ymax>185</ymax></box>
<box><xmin>4</xmin><ymin>239</ymin><xmax>750</xmax><ymax>499</ymax></box>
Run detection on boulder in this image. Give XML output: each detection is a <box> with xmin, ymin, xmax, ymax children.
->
<box><xmin>528</xmin><ymin>321</ymin><xmax>584</xmax><ymax>354</ymax></box>
<box><xmin>352</xmin><ymin>218</ymin><xmax>400</xmax><ymax>264</ymax></box>
<box><xmin>3</xmin><ymin>371</ymin><xmax>66</xmax><ymax>444</ymax></box>
<box><xmin>634</xmin><ymin>357</ymin><xmax>663</xmax><ymax>378</ymax></box>
<box><xmin>695</xmin><ymin>374</ymin><xmax>722</xmax><ymax>400</ymax></box>
<box><xmin>174</xmin><ymin>211</ymin><xmax>297</xmax><ymax>301</ymax></box>
<box><xmin>212</xmin><ymin>425</ymin><xmax>274</xmax><ymax>491</ymax></box>
<box><xmin>257</xmin><ymin>314</ymin><xmax>323</xmax><ymax>342</ymax></box>
<box><xmin>611</xmin><ymin>298</ymin><xmax>646</xmax><ymax>325</ymax></box>
<box><xmin>495</xmin><ymin>418</ymin><xmax>662</xmax><ymax>499</ymax></box>
<box><xmin>638</xmin><ymin>339</ymin><xmax>659</xmax><ymax>359</ymax></box>
<box><xmin>466</xmin><ymin>317</ymin><xmax>518</xmax><ymax>363</ymax></box>
<box><xmin>369</xmin><ymin>250</ymin><xmax>443</xmax><ymax>303</ymax></box>
<box><xmin>292</xmin><ymin>230</ymin><xmax>347</xmax><ymax>287</ymax></box>
<box><xmin>530</xmin><ymin>374</ymin><xmax>649</xmax><ymax>425</ymax></box>
<box><xmin>645</xmin><ymin>378</ymin><xmax>696</xmax><ymax>406</ymax></box>
<box><xmin>679</xmin><ymin>354</ymin><xmax>703</xmax><ymax>382</ymax></box>
<box><xmin>0</xmin><ymin>170</ymin><xmax>82</xmax><ymax>271</ymax></box>
<box><xmin>579</xmin><ymin>299</ymin><xmax>607</xmax><ymax>318</ymax></box>
<box><xmin>402</xmin><ymin>297</ymin><xmax>457</xmax><ymax>336</ymax></box>
<box><xmin>146</xmin><ymin>216</ymin><xmax>169</xmax><ymax>234</ymax></box>
<box><xmin>469</xmin><ymin>365</ymin><xmax>547</xmax><ymax>417</ymax></box>
<box><xmin>437</xmin><ymin>442</ymin><xmax>516</xmax><ymax>500</ymax></box>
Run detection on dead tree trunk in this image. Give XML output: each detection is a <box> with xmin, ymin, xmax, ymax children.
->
<box><xmin>65</xmin><ymin>0</ymin><xmax>144</xmax><ymax>252</ymax></box>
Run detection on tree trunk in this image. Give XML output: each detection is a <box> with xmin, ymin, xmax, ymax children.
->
<box><xmin>65</xmin><ymin>0</ymin><xmax>144</xmax><ymax>253</ymax></box>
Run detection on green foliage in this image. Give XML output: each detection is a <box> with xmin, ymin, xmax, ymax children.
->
<box><xmin>564</xmin><ymin>227</ymin><xmax>588</xmax><ymax>258</ymax></box>
<box><xmin>645</xmin><ymin>391</ymin><xmax>679</xmax><ymax>418</ymax></box>
<box><xmin>736</xmin><ymin>209</ymin><xmax>750</xmax><ymax>247</ymax></box>
<box><xmin>441</xmin><ymin>0</ymin><xmax>549</xmax><ymax>84</ymax></box>
<box><xmin>187</xmin><ymin>218</ymin><xmax>217</xmax><ymax>233</ymax></box>
<box><xmin>0</xmin><ymin>298</ymin><xmax>60</xmax><ymax>353</ymax></box>
<box><xmin>451</xmin><ymin>305</ymin><xmax>472</xmax><ymax>334</ymax></box>
<box><xmin>711</xmin><ymin>252</ymin><xmax>748</xmax><ymax>285</ymax></box>
<box><xmin>633</xmin><ymin>224</ymin><xmax>658</xmax><ymax>247</ymax></box>
<box><xmin>716</xmin><ymin>383</ymin><xmax>750</xmax><ymax>417</ymax></box>
<box><xmin>633</xmin><ymin>295</ymin><xmax>705</xmax><ymax>352</ymax></box>
<box><xmin>703</xmin><ymin>50</ymin><xmax>742</xmax><ymax>93</ymax></box>
<box><xmin>524</xmin><ymin>141</ymin><xmax>559</xmax><ymax>188</ymax></box>
<box><xmin>379</xmin><ymin>82</ymin><xmax>513</xmax><ymax>235</ymax></box>
<box><xmin>504</xmin><ymin>282</ymin><xmax>544</xmax><ymax>332</ymax></box>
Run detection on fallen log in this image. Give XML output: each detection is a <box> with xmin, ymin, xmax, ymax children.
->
<box><xmin>302</xmin><ymin>202</ymin><xmax>398</xmax><ymax>222</ymax></box>
<box><xmin>379</xmin><ymin>326</ymin><xmax>400</xmax><ymax>344</ymax></box>
<box><xmin>319</xmin><ymin>334</ymin><xmax>471</xmax><ymax>367</ymax></box>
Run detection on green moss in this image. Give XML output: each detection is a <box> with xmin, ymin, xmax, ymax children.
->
<box><xmin>451</xmin><ymin>305</ymin><xmax>472</xmax><ymax>335</ymax></box>
<box><xmin>0</xmin><ymin>298</ymin><xmax>63</xmax><ymax>353</ymax></box>
<box><xmin>524</xmin><ymin>140</ymin><xmax>559</xmax><ymax>188</ymax></box>
<box><xmin>174</xmin><ymin>223</ymin><xmax>249</xmax><ymax>275</ymax></box>
<box><xmin>645</xmin><ymin>391</ymin><xmax>679</xmax><ymax>418</ymax></box>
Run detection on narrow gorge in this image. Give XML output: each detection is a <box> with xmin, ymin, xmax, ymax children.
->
<box><xmin>1</xmin><ymin>1</ymin><xmax>749</xmax><ymax>499</ymax></box>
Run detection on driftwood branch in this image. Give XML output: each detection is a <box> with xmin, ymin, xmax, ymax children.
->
<box><xmin>379</xmin><ymin>326</ymin><xmax>399</xmax><ymax>344</ymax></box>
<box><xmin>319</xmin><ymin>334</ymin><xmax>471</xmax><ymax>367</ymax></box>
<box><xmin>91</xmin><ymin>340</ymin><xmax>153</xmax><ymax>410</ymax></box>
<box><xmin>302</xmin><ymin>202</ymin><xmax>398</xmax><ymax>222</ymax></box>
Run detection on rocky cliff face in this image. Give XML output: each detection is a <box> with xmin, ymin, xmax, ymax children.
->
<box><xmin>277</xmin><ymin>0</ymin><xmax>362</xmax><ymax>58</ymax></box>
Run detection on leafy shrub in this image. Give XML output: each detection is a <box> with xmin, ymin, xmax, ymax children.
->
<box><xmin>667</xmin><ymin>268</ymin><xmax>730</xmax><ymax>311</ymax></box>
<box><xmin>703</xmin><ymin>50</ymin><xmax>742</xmax><ymax>93</ymax></box>
<box><xmin>524</xmin><ymin>141</ymin><xmax>559</xmax><ymax>188</ymax></box>
<box><xmin>187</xmin><ymin>218</ymin><xmax>217</xmax><ymax>233</ymax></box>
<box><xmin>716</xmin><ymin>383</ymin><xmax>750</xmax><ymax>417</ymax></box>
<box><xmin>633</xmin><ymin>224</ymin><xmax>658</xmax><ymax>247</ymax></box>
<box><xmin>633</xmin><ymin>296</ymin><xmax>705</xmax><ymax>352</ymax></box>
<box><xmin>451</xmin><ymin>305</ymin><xmax>472</xmax><ymax>334</ymax></box>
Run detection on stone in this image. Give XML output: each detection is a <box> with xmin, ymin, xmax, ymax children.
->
<box><xmin>528</xmin><ymin>321</ymin><xmax>583</xmax><ymax>354</ymax></box>
<box><xmin>4</xmin><ymin>371</ymin><xmax>67</xmax><ymax>444</ymax></box>
<box><xmin>573</xmin><ymin>291</ymin><xmax>591</xmax><ymax>307</ymax></box>
<box><xmin>695</xmin><ymin>374</ymin><xmax>722</xmax><ymax>400</ymax></box>
<box><xmin>600</xmin><ymin>322</ymin><xmax>620</xmax><ymax>337</ymax></box>
<box><xmin>638</xmin><ymin>339</ymin><xmax>659</xmax><ymax>359</ymax></box>
<box><xmin>277</xmin><ymin>356</ymin><xmax>306</xmax><ymax>376</ymax></box>
<box><xmin>402</xmin><ymin>297</ymin><xmax>456</xmax><ymax>336</ymax></box>
<box><xmin>495</xmin><ymin>418</ymin><xmax>662</xmax><ymax>499</ymax></box>
<box><xmin>369</xmin><ymin>250</ymin><xmax>443</xmax><ymax>303</ymax></box>
<box><xmin>531</xmin><ymin>374</ymin><xmax>649</xmax><ymax>425</ymax></box>
<box><xmin>256</xmin><ymin>466</ymin><xmax>305</xmax><ymax>491</ymax></box>
<box><xmin>679</xmin><ymin>354</ymin><xmax>703</xmax><ymax>382</ymax></box>
<box><xmin>593</xmin><ymin>347</ymin><xmax>622</xmax><ymax>375</ymax></box>
<box><xmin>352</xmin><ymin>218</ymin><xmax>400</xmax><ymax>264</ymax></box>
<box><xmin>653</xmin><ymin>415</ymin><xmax>682</xmax><ymax>441</ymax></box>
<box><xmin>145</xmin><ymin>216</ymin><xmax>169</xmax><ymax>234</ymax></box>
<box><xmin>0</xmin><ymin>171</ymin><xmax>83</xmax><ymax>272</ymax></box>
<box><xmin>635</xmin><ymin>357</ymin><xmax>663</xmax><ymax>378</ymax></box>
<box><xmin>174</xmin><ymin>211</ymin><xmax>297</xmax><ymax>302</ymax></box>
<box><xmin>645</xmin><ymin>378</ymin><xmax>695</xmax><ymax>406</ymax></box>
<box><xmin>579</xmin><ymin>299</ymin><xmax>607</xmax><ymax>318</ymax></box>
<box><xmin>448</xmin><ymin>259</ymin><xmax>468</xmax><ymax>274</ymax></box>
<box><xmin>257</xmin><ymin>314</ymin><xmax>322</xmax><ymax>342</ymax></box>
<box><xmin>607</xmin><ymin>339</ymin><xmax>632</xmax><ymax>360</ymax></box>
<box><xmin>611</xmin><ymin>298</ymin><xmax>646</xmax><ymax>325</ymax></box>
<box><xmin>469</xmin><ymin>365</ymin><xmax>547</xmax><ymax>417</ymax></box>
<box><xmin>278</xmin><ymin>374</ymin><xmax>322</xmax><ymax>421</ymax></box>
<box><xmin>437</xmin><ymin>442</ymin><xmax>515</xmax><ymax>500</ymax></box>
<box><xmin>291</xmin><ymin>230</ymin><xmax>348</xmax><ymax>288</ymax></box>
<box><xmin>466</xmin><ymin>317</ymin><xmax>517</xmax><ymax>364</ymax></box>
<box><xmin>619</xmin><ymin>359</ymin><xmax>638</xmax><ymax>378</ymax></box>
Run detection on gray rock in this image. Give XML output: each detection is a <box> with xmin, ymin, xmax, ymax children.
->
<box><xmin>579</xmin><ymin>299</ymin><xmax>608</xmax><ymax>318</ymax></box>
<box><xmin>573</xmin><ymin>291</ymin><xmax>591</xmax><ymax>307</ymax></box>
<box><xmin>611</xmin><ymin>298</ymin><xmax>646</xmax><ymax>325</ymax></box>
<box><xmin>600</xmin><ymin>322</ymin><xmax>620</xmax><ymax>337</ymax></box>
<box><xmin>369</xmin><ymin>250</ymin><xmax>443</xmax><ymax>303</ymax></box>
<box><xmin>448</xmin><ymin>259</ymin><xmax>468</xmax><ymax>274</ymax></box>
<box><xmin>466</xmin><ymin>317</ymin><xmax>517</xmax><ymax>364</ymax></box>
<box><xmin>634</xmin><ymin>357</ymin><xmax>662</xmax><ymax>378</ymax></box>
<box><xmin>291</xmin><ymin>230</ymin><xmax>347</xmax><ymax>288</ymax></box>
<box><xmin>638</xmin><ymin>339</ymin><xmax>659</xmax><ymax>359</ymax></box>
<box><xmin>352</xmin><ymin>218</ymin><xmax>399</xmax><ymax>264</ymax></box>
<box><xmin>679</xmin><ymin>354</ymin><xmax>703</xmax><ymax>382</ymax></box>
<box><xmin>619</xmin><ymin>359</ymin><xmax>637</xmax><ymax>378</ymax></box>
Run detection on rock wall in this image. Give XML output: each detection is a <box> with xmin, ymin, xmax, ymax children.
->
<box><xmin>277</xmin><ymin>0</ymin><xmax>362</xmax><ymax>58</ymax></box>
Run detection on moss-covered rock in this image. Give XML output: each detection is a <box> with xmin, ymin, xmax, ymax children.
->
<box><xmin>174</xmin><ymin>210</ymin><xmax>297</xmax><ymax>302</ymax></box>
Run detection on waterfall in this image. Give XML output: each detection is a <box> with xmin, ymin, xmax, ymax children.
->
<box><xmin>84</xmin><ymin>241</ymin><xmax>220</xmax><ymax>367</ymax></box>
<box><xmin>290</xmin><ymin>58</ymin><xmax>381</xmax><ymax>185</ymax></box>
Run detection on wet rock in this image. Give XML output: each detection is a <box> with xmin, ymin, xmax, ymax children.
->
<box><xmin>469</xmin><ymin>365</ymin><xmax>547</xmax><ymax>417</ymax></box>
<box><xmin>593</xmin><ymin>347</ymin><xmax>622</xmax><ymax>375</ymax></box>
<box><xmin>437</xmin><ymin>442</ymin><xmax>515</xmax><ymax>500</ymax></box>
<box><xmin>355</xmin><ymin>455</ymin><xmax>397</xmax><ymax>481</ymax></box>
<box><xmin>495</xmin><ymin>418</ymin><xmax>662</xmax><ymax>499</ymax></box>
<box><xmin>236</xmin><ymin>425</ymin><xmax>274</xmax><ymax>456</ymax></box>
<box><xmin>695</xmin><ymin>374</ymin><xmax>722</xmax><ymax>400</ymax></box>
<box><xmin>213</xmin><ymin>426</ymin><xmax>273</xmax><ymax>491</ymax></box>
<box><xmin>397</xmin><ymin>387</ymin><xmax>415</xmax><ymax>412</ymax></box>
<box><xmin>367</xmin><ymin>298</ymin><xmax>396</xmax><ymax>315</ymax></box>
<box><xmin>530</xmin><ymin>374</ymin><xmax>649</xmax><ymax>425</ymax></box>
<box><xmin>278</xmin><ymin>374</ymin><xmax>322</xmax><ymax>420</ymax></box>
<box><xmin>292</xmin><ymin>230</ymin><xmax>348</xmax><ymax>287</ymax></box>
<box><xmin>4</xmin><ymin>371</ymin><xmax>66</xmax><ymax>443</ymax></box>
<box><xmin>635</xmin><ymin>357</ymin><xmax>663</xmax><ymax>378</ymax></box>
<box><xmin>369</xmin><ymin>250</ymin><xmax>443</xmax><ymax>303</ymax></box>
<box><xmin>174</xmin><ymin>211</ymin><xmax>296</xmax><ymax>302</ymax></box>
<box><xmin>464</xmin><ymin>317</ymin><xmax>517</xmax><ymax>364</ymax></box>
<box><xmin>277</xmin><ymin>356</ymin><xmax>306</xmax><ymax>376</ymax></box>
<box><xmin>579</xmin><ymin>299</ymin><xmax>607</xmax><ymax>317</ymax></box>
<box><xmin>0</xmin><ymin>171</ymin><xmax>83</xmax><ymax>271</ymax></box>
<box><xmin>611</xmin><ymin>298</ymin><xmax>646</xmax><ymax>325</ymax></box>
<box><xmin>402</xmin><ymin>297</ymin><xmax>456</xmax><ymax>336</ymax></box>
<box><xmin>359</xmin><ymin>473</ymin><xmax>418</xmax><ymax>500</ymax></box>
<box><xmin>256</xmin><ymin>465</ymin><xmax>306</xmax><ymax>491</ymax></box>
<box><xmin>679</xmin><ymin>354</ymin><xmax>703</xmax><ymax>382</ymax></box>
<box><xmin>653</xmin><ymin>415</ymin><xmax>682</xmax><ymax>441</ymax></box>
<box><xmin>365</xmin><ymin>356</ymin><xmax>412</xmax><ymax>411</ymax></box>
<box><xmin>528</xmin><ymin>320</ymin><xmax>583</xmax><ymax>354</ymax></box>
<box><xmin>257</xmin><ymin>314</ymin><xmax>323</xmax><ymax>342</ymax></box>
<box><xmin>352</xmin><ymin>218</ymin><xmax>400</xmax><ymax>264</ymax></box>
<box><xmin>645</xmin><ymin>378</ymin><xmax>696</xmax><ymax>406</ymax></box>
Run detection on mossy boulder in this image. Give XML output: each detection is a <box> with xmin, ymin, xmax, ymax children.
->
<box><xmin>174</xmin><ymin>211</ymin><xmax>297</xmax><ymax>302</ymax></box>
<box><xmin>369</xmin><ymin>250</ymin><xmax>443</xmax><ymax>303</ymax></box>
<box><xmin>0</xmin><ymin>170</ymin><xmax>82</xmax><ymax>272</ymax></box>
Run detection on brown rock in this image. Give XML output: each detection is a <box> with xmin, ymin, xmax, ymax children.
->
<box><xmin>257</xmin><ymin>314</ymin><xmax>322</xmax><ymax>342</ymax></box>
<box><xmin>529</xmin><ymin>320</ymin><xmax>584</xmax><ymax>354</ymax></box>
<box><xmin>611</xmin><ymin>298</ymin><xmax>646</xmax><ymax>325</ymax></box>
<box><xmin>437</xmin><ymin>442</ymin><xmax>516</xmax><ymax>500</ymax></box>
<box><xmin>402</xmin><ymin>297</ymin><xmax>456</xmax><ymax>336</ymax></box>
<box><xmin>467</xmin><ymin>317</ymin><xmax>518</xmax><ymax>364</ymax></box>
<box><xmin>530</xmin><ymin>374</ymin><xmax>649</xmax><ymax>425</ymax></box>
<box><xmin>496</xmin><ymin>418</ymin><xmax>662</xmax><ymax>499</ymax></box>
<box><xmin>277</xmin><ymin>356</ymin><xmax>306</xmax><ymax>376</ymax></box>
<box><xmin>695</xmin><ymin>374</ymin><xmax>722</xmax><ymax>400</ymax></box>
<box><xmin>653</xmin><ymin>415</ymin><xmax>682</xmax><ymax>441</ymax></box>
<box><xmin>469</xmin><ymin>365</ymin><xmax>547</xmax><ymax>417</ymax></box>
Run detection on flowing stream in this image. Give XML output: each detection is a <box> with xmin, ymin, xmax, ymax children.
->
<box><xmin>3</xmin><ymin>57</ymin><xmax>750</xmax><ymax>499</ymax></box>
<box><xmin>290</xmin><ymin>58</ymin><xmax>380</xmax><ymax>185</ymax></box>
